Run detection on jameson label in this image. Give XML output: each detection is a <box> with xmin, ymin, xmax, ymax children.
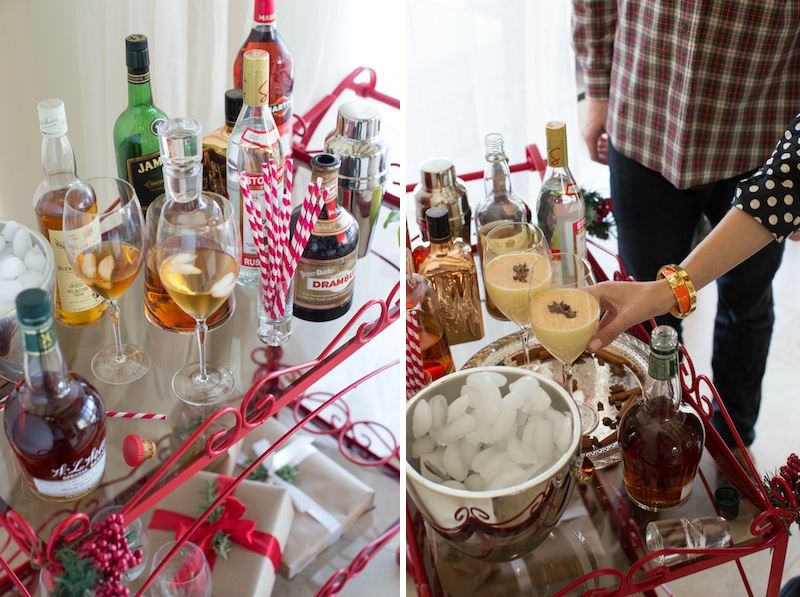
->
<box><xmin>33</xmin><ymin>439</ymin><xmax>106</xmax><ymax>499</ymax></box>
<box><xmin>22</xmin><ymin>322</ymin><xmax>57</xmax><ymax>356</ymax></box>
<box><xmin>294</xmin><ymin>253</ymin><xmax>357</xmax><ymax>309</ymax></box>
<box><xmin>202</xmin><ymin>145</ymin><xmax>227</xmax><ymax>197</ymax></box>
<box><xmin>49</xmin><ymin>227</ymin><xmax>104</xmax><ymax>313</ymax></box>
<box><xmin>126</xmin><ymin>150</ymin><xmax>165</xmax><ymax>210</ymax></box>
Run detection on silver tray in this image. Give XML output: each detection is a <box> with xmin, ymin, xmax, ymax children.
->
<box><xmin>462</xmin><ymin>332</ymin><xmax>649</xmax><ymax>469</ymax></box>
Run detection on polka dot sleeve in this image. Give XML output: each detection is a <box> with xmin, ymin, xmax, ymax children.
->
<box><xmin>733</xmin><ymin>112</ymin><xmax>800</xmax><ymax>242</ymax></box>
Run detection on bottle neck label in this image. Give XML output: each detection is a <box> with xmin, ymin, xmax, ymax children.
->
<box><xmin>22</xmin><ymin>321</ymin><xmax>57</xmax><ymax>357</ymax></box>
<box><xmin>254</xmin><ymin>0</ymin><xmax>276</xmax><ymax>24</ymax></box>
<box><xmin>127</xmin><ymin>71</ymin><xmax>151</xmax><ymax>84</ymax></box>
<box><xmin>648</xmin><ymin>351</ymin><xmax>678</xmax><ymax>380</ymax></box>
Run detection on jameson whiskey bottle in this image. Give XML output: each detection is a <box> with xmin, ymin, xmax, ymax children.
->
<box><xmin>233</xmin><ymin>0</ymin><xmax>295</xmax><ymax>157</ymax></box>
<box><xmin>619</xmin><ymin>326</ymin><xmax>705</xmax><ymax>511</ymax></box>
<box><xmin>113</xmin><ymin>34</ymin><xmax>168</xmax><ymax>212</ymax></box>
<box><xmin>475</xmin><ymin>133</ymin><xmax>530</xmax><ymax>320</ymax></box>
<box><xmin>33</xmin><ymin>99</ymin><xmax>106</xmax><ymax>326</ymax></box>
<box><xmin>535</xmin><ymin>121</ymin><xmax>586</xmax><ymax>259</ymax></box>
<box><xmin>228</xmin><ymin>50</ymin><xmax>284</xmax><ymax>287</ymax></box>
<box><xmin>418</xmin><ymin>207</ymin><xmax>484</xmax><ymax>345</ymax></box>
<box><xmin>293</xmin><ymin>154</ymin><xmax>359</xmax><ymax>322</ymax></box>
<box><xmin>406</xmin><ymin>249</ymin><xmax>454</xmax><ymax>381</ymax></box>
<box><xmin>4</xmin><ymin>289</ymin><xmax>106</xmax><ymax>501</ymax></box>
<box><xmin>202</xmin><ymin>89</ymin><xmax>243</xmax><ymax>197</ymax></box>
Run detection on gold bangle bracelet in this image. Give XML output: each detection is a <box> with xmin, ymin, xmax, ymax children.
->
<box><xmin>656</xmin><ymin>264</ymin><xmax>697</xmax><ymax>319</ymax></box>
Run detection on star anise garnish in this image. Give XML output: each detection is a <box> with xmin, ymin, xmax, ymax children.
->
<box><xmin>512</xmin><ymin>262</ymin><xmax>530</xmax><ymax>283</ymax></box>
<box><xmin>548</xmin><ymin>300</ymin><xmax>577</xmax><ymax>319</ymax></box>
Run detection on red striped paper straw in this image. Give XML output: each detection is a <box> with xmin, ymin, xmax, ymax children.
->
<box><xmin>262</xmin><ymin>166</ymin><xmax>280</xmax><ymax>315</ymax></box>
<box><xmin>107</xmin><ymin>411</ymin><xmax>168</xmax><ymax>421</ymax></box>
<box><xmin>240</xmin><ymin>176</ymin><xmax>270</xmax><ymax>305</ymax></box>
<box><xmin>280</xmin><ymin>157</ymin><xmax>294</xmax><ymax>287</ymax></box>
<box><xmin>286</xmin><ymin>182</ymin><xmax>326</xmax><ymax>284</ymax></box>
<box><xmin>406</xmin><ymin>310</ymin><xmax>427</xmax><ymax>399</ymax></box>
<box><xmin>266</xmin><ymin>159</ymin><xmax>287</xmax><ymax>319</ymax></box>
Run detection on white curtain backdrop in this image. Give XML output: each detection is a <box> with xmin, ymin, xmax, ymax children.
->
<box><xmin>407</xmin><ymin>0</ymin><xmax>608</xmax><ymax>216</ymax></box>
<box><xmin>0</xmin><ymin>0</ymin><xmax>403</xmax><ymax>227</ymax></box>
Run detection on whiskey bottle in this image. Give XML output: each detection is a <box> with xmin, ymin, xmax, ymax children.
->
<box><xmin>113</xmin><ymin>34</ymin><xmax>168</xmax><ymax>212</ymax></box>
<box><xmin>4</xmin><ymin>289</ymin><xmax>106</xmax><ymax>501</ymax></box>
<box><xmin>144</xmin><ymin>118</ymin><xmax>234</xmax><ymax>333</ymax></box>
<box><xmin>618</xmin><ymin>326</ymin><xmax>705</xmax><ymax>511</ymax></box>
<box><xmin>406</xmin><ymin>250</ymin><xmax>454</xmax><ymax>382</ymax></box>
<box><xmin>33</xmin><ymin>99</ymin><xmax>106</xmax><ymax>327</ymax></box>
<box><xmin>202</xmin><ymin>89</ymin><xmax>243</xmax><ymax>197</ymax></box>
<box><xmin>228</xmin><ymin>49</ymin><xmax>284</xmax><ymax>287</ymax></box>
<box><xmin>233</xmin><ymin>0</ymin><xmax>295</xmax><ymax>158</ymax></box>
<box><xmin>475</xmin><ymin>133</ymin><xmax>530</xmax><ymax>320</ymax></box>
<box><xmin>293</xmin><ymin>153</ymin><xmax>359</xmax><ymax>322</ymax></box>
<box><xmin>418</xmin><ymin>207</ymin><xmax>484</xmax><ymax>345</ymax></box>
<box><xmin>534</xmin><ymin>121</ymin><xmax>586</xmax><ymax>259</ymax></box>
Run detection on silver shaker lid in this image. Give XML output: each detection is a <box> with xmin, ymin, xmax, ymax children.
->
<box><xmin>335</xmin><ymin>102</ymin><xmax>381</xmax><ymax>139</ymax></box>
<box><xmin>325</xmin><ymin>101</ymin><xmax>388</xmax><ymax>189</ymax></box>
<box><xmin>419</xmin><ymin>158</ymin><xmax>458</xmax><ymax>190</ymax></box>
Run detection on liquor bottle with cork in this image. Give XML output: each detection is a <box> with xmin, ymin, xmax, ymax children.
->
<box><xmin>475</xmin><ymin>132</ymin><xmax>531</xmax><ymax>320</ymax></box>
<box><xmin>406</xmin><ymin>249</ymin><xmax>454</xmax><ymax>382</ymax></box>
<box><xmin>417</xmin><ymin>207</ymin><xmax>484</xmax><ymax>345</ymax></box>
<box><xmin>202</xmin><ymin>89</ymin><xmax>243</xmax><ymax>197</ymax></box>
<box><xmin>228</xmin><ymin>49</ymin><xmax>284</xmax><ymax>287</ymax></box>
<box><xmin>534</xmin><ymin>121</ymin><xmax>586</xmax><ymax>259</ymax></box>
<box><xmin>144</xmin><ymin>118</ymin><xmax>234</xmax><ymax>333</ymax></box>
<box><xmin>233</xmin><ymin>0</ymin><xmax>294</xmax><ymax>158</ymax></box>
<box><xmin>293</xmin><ymin>153</ymin><xmax>359</xmax><ymax>322</ymax></box>
<box><xmin>113</xmin><ymin>34</ymin><xmax>168</xmax><ymax>212</ymax></box>
<box><xmin>618</xmin><ymin>325</ymin><xmax>705</xmax><ymax>511</ymax></box>
<box><xmin>3</xmin><ymin>289</ymin><xmax>106</xmax><ymax>501</ymax></box>
<box><xmin>33</xmin><ymin>99</ymin><xmax>106</xmax><ymax>326</ymax></box>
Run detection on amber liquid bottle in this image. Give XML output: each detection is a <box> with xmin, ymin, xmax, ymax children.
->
<box><xmin>33</xmin><ymin>99</ymin><xmax>106</xmax><ymax>326</ymax></box>
<box><xmin>4</xmin><ymin>289</ymin><xmax>106</xmax><ymax>501</ymax></box>
<box><xmin>619</xmin><ymin>326</ymin><xmax>705</xmax><ymax>511</ymax></box>
<box><xmin>202</xmin><ymin>89</ymin><xmax>243</xmax><ymax>197</ymax></box>
<box><xmin>233</xmin><ymin>0</ymin><xmax>294</xmax><ymax>157</ymax></box>
<box><xmin>417</xmin><ymin>207</ymin><xmax>484</xmax><ymax>345</ymax></box>
<box><xmin>406</xmin><ymin>250</ymin><xmax>454</xmax><ymax>381</ymax></box>
<box><xmin>293</xmin><ymin>154</ymin><xmax>359</xmax><ymax>322</ymax></box>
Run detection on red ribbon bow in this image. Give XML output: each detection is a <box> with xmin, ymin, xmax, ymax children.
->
<box><xmin>148</xmin><ymin>475</ymin><xmax>281</xmax><ymax>570</ymax></box>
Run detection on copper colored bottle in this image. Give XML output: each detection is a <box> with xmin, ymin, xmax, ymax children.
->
<box><xmin>202</xmin><ymin>89</ymin><xmax>243</xmax><ymax>197</ymax></box>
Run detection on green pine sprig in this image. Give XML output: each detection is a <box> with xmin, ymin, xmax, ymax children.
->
<box><xmin>242</xmin><ymin>457</ymin><xmax>300</xmax><ymax>484</ymax></box>
<box><xmin>52</xmin><ymin>547</ymin><xmax>99</xmax><ymax>597</ymax></box>
<box><xmin>211</xmin><ymin>530</ymin><xmax>233</xmax><ymax>560</ymax></box>
<box><xmin>196</xmin><ymin>479</ymin><xmax>234</xmax><ymax>559</ymax></box>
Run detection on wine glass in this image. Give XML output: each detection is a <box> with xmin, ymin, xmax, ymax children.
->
<box><xmin>529</xmin><ymin>252</ymin><xmax>600</xmax><ymax>433</ymax></box>
<box><xmin>151</xmin><ymin>540</ymin><xmax>211</xmax><ymax>597</ymax></box>
<box><xmin>156</xmin><ymin>193</ymin><xmax>240</xmax><ymax>405</ymax></box>
<box><xmin>482</xmin><ymin>222</ymin><xmax>550</xmax><ymax>365</ymax></box>
<box><xmin>63</xmin><ymin>177</ymin><xmax>149</xmax><ymax>384</ymax></box>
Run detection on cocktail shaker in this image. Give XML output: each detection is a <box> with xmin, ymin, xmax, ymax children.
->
<box><xmin>413</xmin><ymin>158</ymin><xmax>471</xmax><ymax>242</ymax></box>
<box><xmin>325</xmin><ymin>102</ymin><xmax>389</xmax><ymax>257</ymax></box>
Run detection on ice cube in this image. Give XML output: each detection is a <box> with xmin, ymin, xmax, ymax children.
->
<box><xmin>438</xmin><ymin>415</ymin><xmax>476</xmax><ymax>444</ymax></box>
<box><xmin>533</xmin><ymin>419</ymin><xmax>554</xmax><ymax>463</ymax></box>
<box><xmin>510</xmin><ymin>376</ymin><xmax>539</xmax><ymax>394</ymax></box>
<box><xmin>1</xmin><ymin>221</ymin><xmax>19</xmax><ymax>241</ymax></box>
<box><xmin>516</xmin><ymin>410</ymin><xmax>529</xmax><ymax>427</ymax></box>
<box><xmin>556</xmin><ymin>412</ymin><xmax>572</xmax><ymax>453</ymax></box>
<box><xmin>447</xmin><ymin>394</ymin><xmax>470</xmax><ymax>423</ymax></box>
<box><xmin>0</xmin><ymin>256</ymin><xmax>25</xmax><ymax>280</ymax></box>
<box><xmin>466</xmin><ymin>371</ymin><xmax>507</xmax><ymax>389</ymax></box>
<box><xmin>487</xmin><ymin>466</ymin><xmax>529</xmax><ymax>490</ymax></box>
<box><xmin>17</xmin><ymin>271</ymin><xmax>41</xmax><ymax>289</ymax></box>
<box><xmin>459</xmin><ymin>440</ymin><xmax>479</xmax><ymax>467</ymax></box>
<box><xmin>0</xmin><ymin>280</ymin><xmax>23</xmax><ymax>299</ymax></box>
<box><xmin>23</xmin><ymin>247</ymin><xmax>46</xmax><ymax>273</ymax></box>
<box><xmin>483</xmin><ymin>451</ymin><xmax>512</xmax><ymax>477</ymax></box>
<box><xmin>521</xmin><ymin>415</ymin><xmax>539</xmax><ymax>449</ymax></box>
<box><xmin>423</xmin><ymin>448</ymin><xmax>445</xmax><ymax>472</ymax></box>
<box><xmin>528</xmin><ymin>387</ymin><xmax>552</xmax><ymax>412</ymax></box>
<box><xmin>210</xmin><ymin>272</ymin><xmax>236</xmax><ymax>298</ymax></box>
<box><xmin>508</xmin><ymin>436</ymin><xmax>539</xmax><ymax>466</ymax></box>
<box><xmin>490</xmin><ymin>403</ymin><xmax>518</xmax><ymax>442</ymax></box>
<box><xmin>470</xmin><ymin>446</ymin><xmax>497</xmax><ymax>475</ymax></box>
<box><xmin>443</xmin><ymin>443</ymin><xmax>468</xmax><ymax>481</ymax></box>
<box><xmin>544</xmin><ymin>408</ymin><xmax>564</xmax><ymax>441</ymax></box>
<box><xmin>0</xmin><ymin>236</ymin><xmax>5</xmax><ymax>252</ymax></box>
<box><xmin>504</xmin><ymin>391</ymin><xmax>524</xmax><ymax>410</ymax></box>
<box><xmin>463</xmin><ymin>474</ymin><xmax>485</xmax><ymax>491</ymax></box>
<box><xmin>463</xmin><ymin>428</ymin><xmax>482</xmax><ymax>446</ymax></box>
<box><xmin>420</xmin><ymin>460</ymin><xmax>444</xmax><ymax>484</ymax></box>
<box><xmin>412</xmin><ymin>399</ymin><xmax>432</xmax><ymax>439</ymax></box>
<box><xmin>411</xmin><ymin>435</ymin><xmax>435</xmax><ymax>458</ymax></box>
<box><xmin>442</xmin><ymin>480</ymin><xmax>466</xmax><ymax>490</ymax></box>
<box><xmin>11</xmin><ymin>229</ymin><xmax>31</xmax><ymax>259</ymax></box>
<box><xmin>430</xmin><ymin>394</ymin><xmax>447</xmax><ymax>430</ymax></box>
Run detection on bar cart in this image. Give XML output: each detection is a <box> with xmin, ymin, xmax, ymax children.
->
<box><xmin>0</xmin><ymin>70</ymin><xmax>402</xmax><ymax>597</ymax></box>
<box><xmin>406</xmin><ymin>152</ymin><xmax>796</xmax><ymax>596</ymax></box>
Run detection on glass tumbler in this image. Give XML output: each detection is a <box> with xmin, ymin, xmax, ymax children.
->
<box><xmin>257</xmin><ymin>278</ymin><xmax>294</xmax><ymax>346</ymax></box>
<box><xmin>646</xmin><ymin>516</ymin><xmax>732</xmax><ymax>566</ymax></box>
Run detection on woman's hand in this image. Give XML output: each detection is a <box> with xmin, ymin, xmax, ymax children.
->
<box><xmin>586</xmin><ymin>279</ymin><xmax>675</xmax><ymax>352</ymax></box>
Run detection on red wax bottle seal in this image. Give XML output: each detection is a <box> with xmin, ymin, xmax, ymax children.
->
<box><xmin>123</xmin><ymin>434</ymin><xmax>157</xmax><ymax>467</ymax></box>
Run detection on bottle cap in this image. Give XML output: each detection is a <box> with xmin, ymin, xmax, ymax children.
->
<box><xmin>15</xmin><ymin>288</ymin><xmax>51</xmax><ymax>327</ymax></box>
<box><xmin>419</xmin><ymin>158</ymin><xmax>458</xmax><ymax>190</ymax></box>
<box><xmin>714</xmin><ymin>486</ymin><xmax>740</xmax><ymax>520</ymax></box>
<box><xmin>156</xmin><ymin>117</ymin><xmax>202</xmax><ymax>169</ymax></box>
<box><xmin>426</xmin><ymin>206</ymin><xmax>451</xmax><ymax>242</ymax></box>
<box><xmin>545</xmin><ymin>121</ymin><xmax>568</xmax><ymax>168</ymax></box>
<box><xmin>125</xmin><ymin>34</ymin><xmax>150</xmax><ymax>73</ymax></box>
<box><xmin>243</xmin><ymin>50</ymin><xmax>270</xmax><ymax>107</ymax></box>
<box><xmin>123</xmin><ymin>434</ymin><xmax>157</xmax><ymax>467</ymax></box>
<box><xmin>335</xmin><ymin>102</ymin><xmax>381</xmax><ymax>141</ymax></box>
<box><xmin>37</xmin><ymin>98</ymin><xmax>68</xmax><ymax>137</ymax></box>
<box><xmin>224</xmin><ymin>88</ymin><xmax>244</xmax><ymax>126</ymax></box>
<box><xmin>311</xmin><ymin>152</ymin><xmax>341</xmax><ymax>174</ymax></box>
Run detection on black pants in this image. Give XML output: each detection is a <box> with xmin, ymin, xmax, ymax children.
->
<box><xmin>608</xmin><ymin>142</ymin><xmax>784</xmax><ymax>447</ymax></box>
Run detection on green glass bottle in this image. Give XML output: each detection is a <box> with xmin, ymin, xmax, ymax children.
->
<box><xmin>113</xmin><ymin>34</ymin><xmax>168</xmax><ymax>212</ymax></box>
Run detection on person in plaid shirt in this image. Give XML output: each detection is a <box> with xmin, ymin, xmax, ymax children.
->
<box><xmin>573</xmin><ymin>1</ymin><xmax>800</xmax><ymax>449</ymax></box>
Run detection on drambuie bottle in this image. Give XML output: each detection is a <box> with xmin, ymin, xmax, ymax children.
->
<box><xmin>293</xmin><ymin>153</ymin><xmax>359</xmax><ymax>321</ymax></box>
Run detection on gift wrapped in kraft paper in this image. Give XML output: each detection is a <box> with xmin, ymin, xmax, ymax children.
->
<box><xmin>222</xmin><ymin>417</ymin><xmax>375</xmax><ymax>579</ymax></box>
<box><xmin>144</xmin><ymin>471</ymin><xmax>293</xmax><ymax>596</ymax></box>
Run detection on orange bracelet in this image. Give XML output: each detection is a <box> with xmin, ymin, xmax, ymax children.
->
<box><xmin>657</xmin><ymin>264</ymin><xmax>697</xmax><ymax>319</ymax></box>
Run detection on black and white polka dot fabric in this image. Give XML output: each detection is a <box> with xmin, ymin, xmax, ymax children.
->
<box><xmin>733</xmin><ymin>112</ymin><xmax>800</xmax><ymax>243</ymax></box>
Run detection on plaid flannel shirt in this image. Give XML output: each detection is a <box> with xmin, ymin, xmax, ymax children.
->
<box><xmin>573</xmin><ymin>1</ymin><xmax>800</xmax><ymax>189</ymax></box>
